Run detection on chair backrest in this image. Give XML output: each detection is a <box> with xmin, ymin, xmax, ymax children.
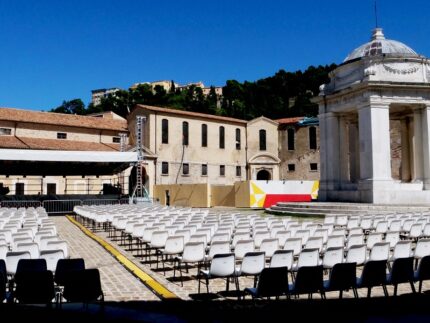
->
<box><xmin>45</xmin><ymin>240</ymin><xmax>69</xmax><ymax>259</ymax></box>
<box><xmin>385</xmin><ymin>231</ymin><xmax>400</xmax><ymax>248</ymax></box>
<box><xmin>63</xmin><ymin>268</ymin><xmax>103</xmax><ymax>303</ymax></box>
<box><xmin>346</xmin><ymin>244</ymin><xmax>366</xmax><ymax>266</ymax></box>
<box><xmin>389</xmin><ymin>257</ymin><xmax>414</xmax><ymax>284</ymax></box>
<box><xmin>182</xmin><ymin>242</ymin><xmax>205</xmax><ymax>263</ymax></box>
<box><xmin>392</xmin><ymin>240</ymin><xmax>412</xmax><ymax>260</ymax></box>
<box><xmin>54</xmin><ymin>258</ymin><xmax>86</xmax><ymax>286</ymax></box>
<box><xmin>414</xmin><ymin>239</ymin><xmax>430</xmax><ymax>258</ymax></box>
<box><xmin>234</xmin><ymin>239</ymin><xmax>255</xmax><ymax>260</ymax></box>
<box><xmin>375</xmin><ymin>221</ymin><xmax>389</xmax><ymax>234</ymax></box>
<box><xmin>297</xmin><ymin>248</ymin><xmax>320</xmax><ymax>268</ymax></box>
<box><xmin>292</xmin><ymin>265</ymin><xmax>324</xmax><ymax>294</ymax></box>
<box><xmin>358</xmin><ymin>260</ymin><xmax>387</xmax><ymax>287</ymax></box>
<box><xmin>389</xmin><ymin>220</ymin><xmax>402</xmax><ymax>232</ymax></box>
<box><xmin>294</xmin><ymin>230</ymin><xmax>310</xmax><ymax>245</ymax></box>
<box><xmin>274</xmin><ymin>231</ymin><xmax>291</xmax><ymax>247</ymax></box>
<box><xmin>409</xmin><ymin>224</ymin><xmax>423</xmax><ymax>238</ymax></box>
<box><xmin>270</xmin><ymin>249</ymin><xmax>293</xmax><ymax>269</ymax></box>
<box><xmin>6</xmin><ymin>251</ymin><xmax>31</xmax><ymax>275</ymax></box>
<box><xmin>0</xmin><ymin>244</ymin><xmax>9</xmax><ymax>260</ymax></box>
<box><xmin>254</xmin><ymin>266</ymin><xmax>289</xmax><ymax>297</ymax></box>
<box><xmin>150</xmin><ymin>230</ymin><xmax>169</xmax><ymax>248</ymax></box>
<box><xmin>14</xmin><ymin>270</ymin><xmax>55</xmax><ymax>304</ymax></box>
<box><xmin>369</xmin><ymin>242</ymin><xmax>390</xmax><ymax>261</ymax></box>
<box><xmin>16</xmin><ymin>242</ymin><xmax>40</xmax><ymax>259</ymax></box>
<box><xmin>416</xmin><ymin>255</ymin><xmax>430</xmax><ymax>281</ymax></box>
<box><xmin>259</xmin><ymin>238</ymin><xmax>279</xmax><ymax>258</ymax></box>
<box><xmin>322</xmin><ymin>247</ymin><xmax>344</xmax><ymax>269</ymax></box>
<box><xmin>16</xmin><ymin>259</ymin><xmax>47</xmax><ymax>273</ymax></box>
<box><xmin>254</xmin><ymin>231</ymin><xmax>271</xmax><ymax>248</ymax></box>
<box><xmin>283</xmin><ymin>238</ymin><xmax>302</xmax><ymax>256</ymax></box>
<box><xmin>326</xmin><ymin>262</ymin><xmax>357</xmax><ymax>291</ymax></box>
<box><xmin>240</xmin><ymin>252</ymin><xmax>265</xmax><ymax>275</ymax></box>
<box><xmin>326</xmin><ymin>235</ymin><xmax>345</xmax><ymax>249</ymax></box>
<box><xmin>314</xmin><ymin>229</ymin><xmax>329</xmax><ymax>243</ymax></box>
<box><xmin>305</xmin><ymin>237</ymin><xmax>324</xmax><ymax>252</ymax></box>
<box><xmin>207</xmin><ymin>241</ymin><xmax>230</xmax><ymax>260</ymax></box>
<box><xmin>209</xmin><ymin>253</ymin><xmax>235</xmax><ymax>277</ymax></box>
<box><xmin>347</xmin><ymin>234</ymin><xmax>364</xmax><ymax>249</ymax></box>
<box><xmin>40</xmin><ymin>249</ymin><xmax>65</xmax><ymax>272</ymax></box>
<box><xmin>366</xmin><ymin>233</ymin><xmax>383</xmax><ymax>249</ymax></box>
<box><xmin>164</xmin><ymin>236</ymin><xmax>184</xmax><ymax>255</ymax></box>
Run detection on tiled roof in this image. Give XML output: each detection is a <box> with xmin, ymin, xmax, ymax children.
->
<box><xmin>0</xmin><ymin>136</ymin><xmax>120</xmax><ymax>151</ymax></box>
<box><xmin>276</xmin><ymin>117</ymin><xmax>304</xmax><ymax>125</ymax></box>
<box><xmin>0</xmin><ymin>107</ymin><xmax>128</xmax><ymax>131</ymax></box>
<box><xmin>133</xmin><ymin>104</ymin><xmax>248</xmax><ymax>124</ymax></box>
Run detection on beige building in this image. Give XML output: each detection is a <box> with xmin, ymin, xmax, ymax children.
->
<box><xmin>127</xmin><ymin>105</ymin><xmax>281</xmax><ymax>196</ymax></box>
<box><xmin>278</xmin><ymin>117</ymin><xmax>320</xmax><ymax>180</ymax></box>
<box><xmin>0</xmin><ymin>108</ymin><xmax>133</xmax><ymax>196</ymax></box>
<box><xmin>91</xmin><ymin>88</ymin><xmax>121</xmax><ymax>106</ymax></box>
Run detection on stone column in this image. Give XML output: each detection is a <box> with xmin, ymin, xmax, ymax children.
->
<box><xmin>412</xmin><ymin>109</ymin><xmax>424</xmax><ymax>182</ymax></box>
<box><xmin>358</xmin><ymin>104</ymin><xmax>392</xmax><ymax>182</ymax></box>
<box><xmin>349</xmin><ymin>122</ymin><xmax>360</xmax><ymax>183</ymax></box>
<box><xmin>400</xmin><ymin>118</ymin><xmax>412</xmax><ymax>182</ymax></box>
<box><xmin>339</xmin><ymin>116</ymin><xmax>350</xmax><ymax>184</ymax></box>
<box><xmin>319</xmin><ymin>112</ymin><xmax>340</xmax><ymax>196</ymax></box>
<box><xmin>422</xmin><ymin>105</ymin><xmax>430</xmax><ymax>189</ymax></box>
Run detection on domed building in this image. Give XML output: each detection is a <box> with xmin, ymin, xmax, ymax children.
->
<box><xmin>315</xmin><ymin>28</ymin><xmax>430</xmax><ymax>204</ymax></box>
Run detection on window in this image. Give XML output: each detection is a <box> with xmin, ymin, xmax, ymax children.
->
<box><xmin>288</xmin><ymin>164</ymin><xmax>295</xmax><ymax>172</ymax></box>
<box><xmin>310</xmin><ymin>163</ymin><xmax>318</xmax><ymax>171</ymax></box>
<box><xmin>182</xmin><ymin>121</ymin><xmax>189</xmax><ymax>145</ymax></box>
<box><xmin>219</xmin><ymin>126</ymin><xmax>225</xmax><ymax>149</ymax></box>
<box><xmin>15</xmin><ymin>183</ymin><xmax>24</xmax><ymax>195</ymax></box>
<box><xmin>201</xmin><ymin>124</ymin><xmax>207</xmax><ymax>147</ymax></box>
<box><xmin>287</xmin><ymin>128</ymin><xmax>295</xmax><ymax>150</ymax></box>
<box><xmin>235</xmin><ymin>128</ymin><xmax>241</xmax><ymax>150</ymax></box>
<box><xmin>57</xmin><ymin>132</ymin><xmax>67</xmax><ymax>139</ymax></box>
<box><xmin>182</xmin><ymin>163</ymin><xmax>189</xmax><ymax>175</ymax></box>
<box><xmin>202</xmin><ymin>164</ymin><xmax>208</xmax><ymax>176</ymax></box>
<box><xmin>112</xmin><ymin>137</ymin><xmax>121</xmax><ymax>143</ymax></box>
<box><xmin>236</xmin><ymin>166</ymin><xmax>241</xmax><ymax>177</ymax></box>
<box><xmin>309</xmin><ymin>126</ymin><xmax>317</xmax><ymax>150</ymax></box>
<box><xmin>161</xmin><ymin>162</ymin><xmax>169</xmax><ymax>175</ymax></box>
<box><xmin>0</xmin><ymin>128</ymin><xmax>12</xmax><ymax>136</ymax></box>
<box><xmin>47</xmin><ymin>183</ymin><xmax>56</xmax><ymax>195</ymax></box>
<box><xmin>162</xmin><ymin>119</ymin><xmax>169</xmax><ymax>144</ymax></box>
<box><xmin>259</xmin><ymin>129</ymin><xmax>266</xmax><ymax>151</ymax></box>
<box><xmin>220</xmin><ymin>165</ymin><xmax>225</xmax><ymax>176</ymax></box>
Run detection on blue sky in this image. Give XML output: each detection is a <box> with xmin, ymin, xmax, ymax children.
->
<box><xmin>0</xmin><ymin>0</ymin><xmax>429</xmax><ymax>110</ymax></box>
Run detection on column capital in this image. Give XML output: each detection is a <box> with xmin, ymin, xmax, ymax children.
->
<box><xmin>357</xmin><ymin>102</ymin><xmax>390</xmax><ymax>111</ymax></box>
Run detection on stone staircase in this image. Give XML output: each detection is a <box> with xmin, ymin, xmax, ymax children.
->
<box><xmin>266</xmin><ymin>202</ymin><xmax>430</xmax><ymax>217</ymax></box>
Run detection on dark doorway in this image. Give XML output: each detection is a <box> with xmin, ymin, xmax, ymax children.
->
<box><xmin>256</xmin><ymin>169</ymin><xmax>271</xmax><ymax>180</ymax></box>
<box><xmin>47</xmin><ymin>183</ymin><xmax>56</xmax><ymax>195</ymax></box>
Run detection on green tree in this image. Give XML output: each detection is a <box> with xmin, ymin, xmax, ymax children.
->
<box><xmin>50</xmin><ymin>99</ymin><xmax>86</xmax><ymax>114</ymax></box>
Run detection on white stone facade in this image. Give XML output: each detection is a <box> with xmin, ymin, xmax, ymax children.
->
<box><xmin>316</xmin><ymin>28</ymin><xmax>430</xmax><ymax>204</ymax></box>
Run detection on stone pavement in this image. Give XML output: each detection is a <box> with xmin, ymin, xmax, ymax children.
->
<box><xmin>53</xmin><ymin>213</ymin><xmax>430</xmax><ymax>302</ymax></box>
<box><xmin>53</xmin><ymin>216</ymin><xmax>159</xmax><ymax>302</ymax></box>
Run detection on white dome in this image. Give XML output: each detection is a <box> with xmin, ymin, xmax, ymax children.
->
<box><xmin>344</xmin><ymin>28</ymin><xmax>419</xmax><ymax>62</ymax></box>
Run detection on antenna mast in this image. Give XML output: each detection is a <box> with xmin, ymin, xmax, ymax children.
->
<box><xmin>374</xmin><ymin>0</ymin><xmax>378</xmax><ymax>28</ymax></box>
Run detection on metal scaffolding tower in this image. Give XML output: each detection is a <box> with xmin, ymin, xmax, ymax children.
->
<box><xmin>131</xmin><ymin>115</ymin><xmax>150</xmax><ymax>202</ymax></box>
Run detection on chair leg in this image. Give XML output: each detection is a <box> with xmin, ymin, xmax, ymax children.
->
<box><xmin>206</xmin><ymin>277</ymin><xmax>209</xmax><ymax>294</ymax></box>
<box><xmin>410</xmin><ymin>281</ymin><xmax>416</xmax><ymax>294</ymax></box>
<box><xmin>226</xmin><ymin>277</ymin><xmax>229</xmax><ymax>292</ymax></box>
<box><xmin>393</xmin><ymin>284</ymin><xmax>397</xmax><ymax>296</ymax></box>
<box><xmin>353</xmin><ymin>288</ymin><xmax>358</xmax><ymax>298</ymax></box>
<box><xmin>419</xmin><ymin>280</ymin><xmax>423</xmax><ymax>293</ymax></box>
<box><xmin>320</xmin><ymin>291</ymin><xmax>326</xmax><ymax>299</ymax></box>
<box><xmin>339</xmin><ymin>290</ymin><xmax>343</xmax><ymax>299</ymax></box>
<box><xmin>367</xmin><ymin>287</ymin><xmax>371</xmax><ymax>298</ymax></box>
<box><xmin>198</xmin><ymin>276</ymin><xmax>201</xmax><ymax>294</ymax></box>
<box><xmin>383</xmin><ymin>285</ymin><xmax>388</xmax><ymax>297</ymax></box>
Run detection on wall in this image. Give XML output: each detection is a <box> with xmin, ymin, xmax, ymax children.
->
<box><xmin>234</xmin><ymin>181</ymin><xmax>250</xmax><ymax>208</ymax></box>
<box><xmin>153</xmin><ymin>184</ymin><xmax>210</xmax><ymax>207</ymax></box>
<box><xmin>210</xmin><ymin>185</ymin><xmax>235</xmax><ymax>207</ymax></box>
<box><xmin>279</xmin><ymin>124</ymin><xmax>320</xmax><ymax>180</ymax></box>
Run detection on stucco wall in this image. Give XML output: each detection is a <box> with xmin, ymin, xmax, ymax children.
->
<box><xmin>153</xmin><ymin>183</ymin><xmax>210</xmax><ymax>207</ymax></box>
<box><xmin>279</xmin><ymin>125</ymin><xmax>320</xmax><ymax>180</ymax></box>
<box><xmin>210</xmin><ymin>185</ymin><xmax>235</xmax><ymax>207</ymax></box>
<box><xmin>234</xmin><ymin>181</ymin><xmax>250</xmax><ymax>207</ymax></box>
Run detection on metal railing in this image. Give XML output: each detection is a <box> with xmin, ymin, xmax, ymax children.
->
<box><xmin>81</xmin><ymin>199</ymin><xmax>123</xmax><ymax>206</ymax></box>
<box><xmin>42</xmin><ymin>200</ymin><xmax>83</xmax><ymax>214</ymax></box>
<box><xmin>0</xmin><ymin>200</ymin><xmax>42</xmax><ymax>208</ymax></box>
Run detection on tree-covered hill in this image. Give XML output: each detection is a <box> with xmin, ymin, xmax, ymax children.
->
<box><xmin>51</xmin><ymin>64</ymin><xmax>336</xmax><ymax>120</ymax></box>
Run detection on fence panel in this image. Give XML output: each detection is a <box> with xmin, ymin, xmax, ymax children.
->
<box><xmin>0</xmin><ymin>200</ymin><xmax>42</xmax><ymax>208</ymax></box>
<box><xmin>81</xmin><ymin>199</ymin><xmax>122</xmax><ymax>206</ymax></box>
<box><xmin>43</xmin><ymin>200</ymin><xmax>82</xmax><ymax>214</ymax></box>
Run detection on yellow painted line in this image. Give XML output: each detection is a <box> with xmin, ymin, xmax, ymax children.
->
<box><xmin>66</xmin><ymin>215</ymin><xmax>178</xmax><ymax>300</ymax></box>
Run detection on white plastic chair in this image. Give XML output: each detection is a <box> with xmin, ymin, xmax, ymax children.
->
<box><xmin>366</xmin><ymin>232</ymin><xmax>383</xmax><ymax>250</ymax></box>
<box><xmin>274</xmin><ymin>231</ymin><xmax>291</xmax><ymax>248</ymax></box>
<box><xmin>45</xmin><ymin>240</ymin><xmax>69</xmax><ymax>259</ymax></box>
<box><xmin>40</xmin><ymin>249</ymin><xmax>65</xmax><ymax>272</ymax></box>
<box><xmin>305</xmin><ymin>236</ymin><xmax>324</xmax><ymax>253</ymax></box>
<box><xmin>368</xmin><ymin>242</ymin><xmax>390</xmax><ymax>261</ymax></box>
<box><xmin>16</xmin><ymin>242</ymin><xmax>40</xmax><ymax>259</ymax></box>
<box><xmin>346</xmin><ymin>234</ymin><xmax>364</xmax><ymax>249</ymax></box>
<box><xmin>6</xmin><ymin>251</ymin><xmax>31</xmax><ymax>275</ymax></box>
<box><xmin>199</xmin><ymin>253</ymin><xmax>236</xmax><ymax>293</ymax></box>
<box><xmin>292</xmin><ymin>248</ymin><xmax>320</xmax><ymax>271</ymax></box>
<box><xmin>269</xmin><ymin>249</ymin><xmax>294</xmax><ymax>269</ymax></box>
<box><xmin>207</xmin><ymin>241</ymin><xmax>231</xmax><ymax>261</ymax></box>
<box><xmin>234</xmin><ymin>239</ymin><xmax>255</xmax><ymax>260</ymax></box>
<box><xmin>385</xmin><ymin>231</ymin><xmax>400</xmax><ymax>249</ymax></box>
<box><xmin>389</xmin><ymin>240</ymin><xmax>413</xmax><ymax>261</ymax></box>
<box><xmin>283</xmin><ymin>237</ymin><xmax>302</xmax><ymax>257</ymax></box>
<box><xmin>345</xmin><ymin>244</ymin><xmax>366</xmax><ymax>266</ymax></box>
<box><xmin>322</xmin><ymin>246</ymin><xmax>344</xmax><ymax>269</ymax></box>
<box><xmin>414</xmin><ymin>239</ymin><xmax>430</xmax><ymax>259</ymax></box>
<box><xmin>259</xmin><ymin>238</ymin><xmax>279</xmax><ymax>259</ymax></box>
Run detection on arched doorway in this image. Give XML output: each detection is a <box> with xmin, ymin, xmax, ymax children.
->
<box><xmin>128</xmin><ymin>165</ymin><xmax>149</xmax><ymax>195</ymax></box>
<box><xmin>257</xmin><ymin>169</ymin><xmax>271</xmax><ymax>180</ymax></box>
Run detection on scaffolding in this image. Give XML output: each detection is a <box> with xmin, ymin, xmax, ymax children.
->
<box><xmin>131</xmin><ymin>116</ymin><xmax>151</xmax><ymax>203</ymax></box>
